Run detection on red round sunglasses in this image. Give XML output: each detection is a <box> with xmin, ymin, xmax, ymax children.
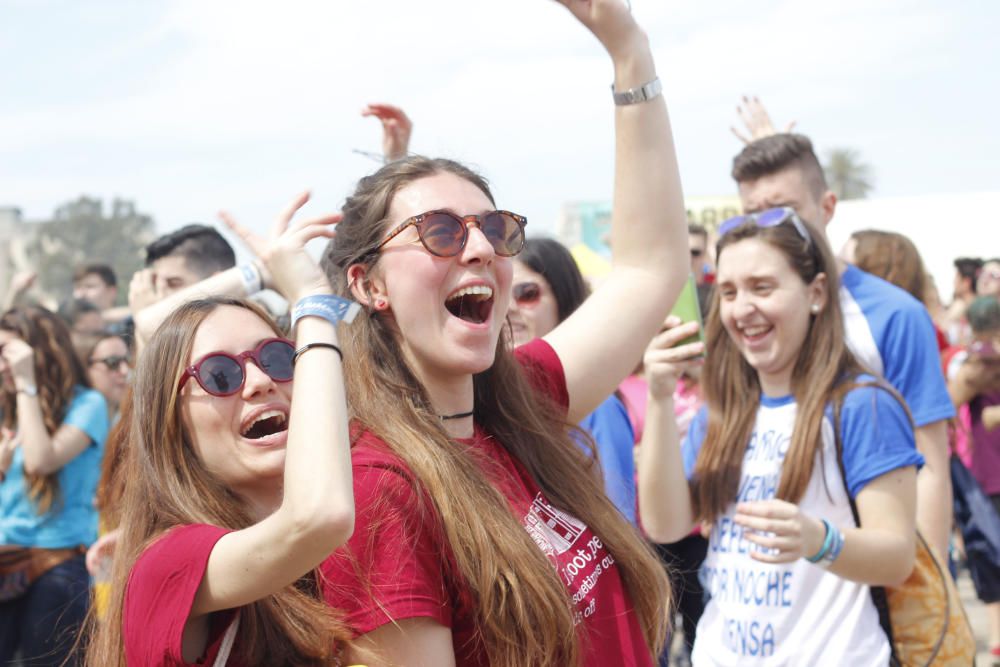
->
<box><xmin>374</xmin><ymin>209</ymin><xmax>527</xmax><ymax>258</ymax></box>
<box><xmin>178</xmin><ymin>338</ymin><xmax>295</xmax><ymax>397</ymax></box>
<box><xmin>512</xmin><ymin>281</ymin><xmax>542</xmax><ymax>306</ymax></box>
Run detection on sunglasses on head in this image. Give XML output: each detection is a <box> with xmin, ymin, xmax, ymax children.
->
<box><xmin>90</xmin><ymin>355</ymin><xmax>130</xmax><ymax>373</ymax></box>
<box><xmin>512</xmin><ymin>281</ymin><xmax>542</xmax><ymax>306</ymax></box>
<box><xmin>374</xmin><ymin>209</ymin><xmax>527</xmax><ymax>258</ymax></box>
<box><xmin>178</xmin><ymin>338</ymin><xmax>295</xmax><ymax>397</ymax></box>
<box><xmin>718</xmin><ymin>207</ymin><xmax>812</xmax><ymax>245</ymax></box>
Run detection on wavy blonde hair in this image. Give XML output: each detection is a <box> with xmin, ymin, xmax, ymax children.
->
<box><xmin>321</xmin><ymin>156</ymin><xmax>670</xmax><ymax>667</ymax></box>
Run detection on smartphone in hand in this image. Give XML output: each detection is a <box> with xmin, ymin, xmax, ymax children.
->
<box><xmin>669</xmin><ymin>273</ymin><xmax>706</xmax><ymax>354</ymax></box>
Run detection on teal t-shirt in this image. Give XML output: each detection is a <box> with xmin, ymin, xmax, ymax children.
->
<box><xmin>0</xmin><ymin>387</ymin><xmax>109</xmax><ymax>548</ymax></box>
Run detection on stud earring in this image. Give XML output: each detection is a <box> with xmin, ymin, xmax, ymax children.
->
<box><xmin>810</xmin><ymin>304</ymin><xmax>820</xmax><ymax>314</ymax></box>
<box><xmin>374</xmin><ymin>299</ymin><xmax>387</xmax><ymax>311</ymax></box>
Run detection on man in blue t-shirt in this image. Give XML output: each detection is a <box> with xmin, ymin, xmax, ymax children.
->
<box><xmin>728</xmin><ymin>124</ymin><xmax>955</xmax><ymax>558</ymax></box>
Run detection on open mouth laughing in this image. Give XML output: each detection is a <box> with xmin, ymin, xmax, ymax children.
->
<box><xmin>444</xmin><ymin>284</ymin><xmax>494</xmax><ymax>325</ymax></box>
<box><xmin>239</xmin><ymin>407</ymin><xmax>289</xmax><ymax>443</ymax></box>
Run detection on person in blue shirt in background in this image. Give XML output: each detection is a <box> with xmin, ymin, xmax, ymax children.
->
<box><xmin>0</xmin><ymin>306</ymin><xmax>109</xmax><ymax>667</ymax></box>
<box><xmin>508</xmin><ymin>238</ymin><xmax>638</xmax><ymax>523</ymax></box>
<box><xmin>729</xmin><ymin>110</ymin><xmax>955</xmax><ymax>559</ymax></box>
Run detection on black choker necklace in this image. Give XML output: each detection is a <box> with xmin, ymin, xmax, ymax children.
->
<box><xmin>439</xmin><ymin>410</ymin><xmax>474</xmax><ymax>420</ymax></box>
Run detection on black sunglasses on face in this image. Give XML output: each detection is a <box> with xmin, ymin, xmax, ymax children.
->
<box><xmin>90</xmin><ymin>355</ymin><xmax>130</xmax><ymax>372</ymax></box>
<box><xmin>178</xmin><ymin>338</ymin><xmax>295</xmax><ymax>397</ymax></box>
<box><xmin>374</xmin><ymin>209</ymin><xmax>527</xmax><ymax>258</ymax></box>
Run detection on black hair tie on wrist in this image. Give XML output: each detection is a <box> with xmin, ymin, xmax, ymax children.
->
<box><xmin>293</xmin><ymin>342</ymin><xmax>343</xmax><ymax>365</ymax></box>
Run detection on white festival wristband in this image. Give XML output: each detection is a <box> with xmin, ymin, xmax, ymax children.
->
<box><xmin>291</xmin><ymin>294</ymin><xmax>362</xmax><ymax>329</ymax></box>
<box><xmin>239</xmin><ymin>262</ymin><xmax>263</xmax><ymax>295</ymax></box>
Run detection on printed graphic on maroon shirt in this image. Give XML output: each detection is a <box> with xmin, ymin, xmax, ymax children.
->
<box><xmin>523</xmin><ymin>492</ymin><xmax>620</xmax><ymax>628</ymax></box>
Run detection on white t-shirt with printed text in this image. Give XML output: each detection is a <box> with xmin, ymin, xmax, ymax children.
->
<box><xmin>682</xmin><ymin>382</ymin><xmax>923</xmax><ymax>666</ymax></box>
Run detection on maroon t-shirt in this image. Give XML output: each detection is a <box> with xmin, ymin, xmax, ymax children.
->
<box><xmin>124</xmin><ymin>524</ymin><xmax>242</xmax><ymax>667</ymax></box>
<box><xmin>320</xmin><ymin>339</ymin><xmax>653</xmax><ymax>666</ymax></box>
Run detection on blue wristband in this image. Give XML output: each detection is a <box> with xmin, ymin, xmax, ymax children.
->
<box><xmin>291</xmin><ymin>294</ymin><xmax>361</xmax><ymax>329</ymax></box>
<box><xmin>806</xmin><ymin>519</ymin><xmax>834</xmax><ymax>563</ymax></box>
<box><xmin>819</xmin><ymin>523</ymin><xmax>845</xmax><ymax>568</ymax></box>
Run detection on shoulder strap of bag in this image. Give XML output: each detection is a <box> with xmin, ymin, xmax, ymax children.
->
<box><xmin>830</xmin><ymin>398</ymin><xmax>899</xmax><ymax>665</ymax></box>
<box><xmin>212</xmin><ymin>612</ymin><xmax>240</xmax><ymax>667</ymax></box>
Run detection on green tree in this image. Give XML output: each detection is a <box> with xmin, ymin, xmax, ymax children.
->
<box><xmin>25</xmin><ymin>196</ymin><xmax>155</xmax><ymax>305</ymax></box>
<box><xmin>823</xmin><ymin>148</ymin><xmax>874</xmax><ymax>200</ymax></box>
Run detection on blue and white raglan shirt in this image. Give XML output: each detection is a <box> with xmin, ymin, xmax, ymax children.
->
<box><xmin>682</xmin><ymin>380</ymin><xmax>923</xmax><ymax>666</ymax></box>
<box><xmin>840</xmin><ymin>265</ymin><xmax>955</xmax><ymax>427</ymax></box>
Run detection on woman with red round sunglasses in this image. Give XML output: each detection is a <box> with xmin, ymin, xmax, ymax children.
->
<box><xmin>508</xmin><ymin>238</ymin><xmax>639</xmax><ymax>526</ymax></box>
<box><xmin>85</xmin><ymin>193</ymin><xmax>356</xmax><ymax>666</ymax></box>
<box><xmin>318</xmin><ymin>2</ymin><xmax>689</xmax><ymax>665</ymax></box>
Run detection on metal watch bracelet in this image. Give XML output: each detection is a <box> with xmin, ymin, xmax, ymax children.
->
<box><xmin>611</xmin><ymin>77</ymin><xmax>662</xmax><ymax>106</ymax></box>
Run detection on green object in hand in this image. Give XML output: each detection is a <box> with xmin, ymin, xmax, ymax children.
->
<box><xmin>669</xmin><ymin>274</ymin><xmax>705</xmax><ymax>352</ymax></box>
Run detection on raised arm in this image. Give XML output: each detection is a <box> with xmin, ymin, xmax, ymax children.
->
<box><xmin>2</xmin><ymin>270</ymin><xmax>37</xmax><ymax>311</ymax></box>
<box><xmin>729</xmin><ymin>95</ymin><xmax>796</xmax><ymax>145</ymax></box>
<box><xmin>636</xmin><ymin>318</ymin><xmax>702</xmax><ymax>543</ymax></box>
<box><xmin>1</xmin><ymin>341</ymin><xmax>98</xmax><ymax>475</ymax></box>
<box><xmin>132</xmin><ymin>260</ymin><xmax>267</xmax><ymax>350</ymax></box>
<box><xmin>362</xmin><ymin>103</ymin><xmax>413</xmax><ymax>162</ymax></box>
<box><xmin>188</xmin><ymin>193</ymin><xmax>354</xmax><ymax>617</ymax></box>
<box><xmin>545</xmin><ymin>0</ymin><xmax>688</xmax><ymax>423</ymax></box>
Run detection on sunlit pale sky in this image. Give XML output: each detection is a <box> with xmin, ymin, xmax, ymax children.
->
<box><xmin>2</xmin><ymin>0</ymin><xmax>997</xmax><ymax>246</ymax></box>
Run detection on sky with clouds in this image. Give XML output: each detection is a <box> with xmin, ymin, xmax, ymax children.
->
<box><xmin>2</xmin><ymin>0</ymin><xmax>997</xmax><ymax>244</ymax></box>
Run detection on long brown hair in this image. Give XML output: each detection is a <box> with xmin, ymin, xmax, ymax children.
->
<box><xmin>0</xmin><ymin>306</ymin><xmax>91</xmax><ymax>513</ymax></box>
<box><xmin>85</xmin><ymin>297</ymin><xmax>348</xmax><ymax>666</ymax></box>
<box><xmin>321</xmin><ymin>156</ymin><xmax>670</xmax><ymax>667</ymax></box>
<box><xmin>693</xmin><ymin>220</ymin><xmax>866</xmax><ymax>521</ymax></box>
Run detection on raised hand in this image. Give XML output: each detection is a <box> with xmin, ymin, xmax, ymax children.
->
<box><xmin>730</xmin><ymin>95</ymin><xmax>797</xmax><ymax>145</ymax></box>
<box><xmin>219</xmin><ymin>191</ymin><xmax>339</xmax><ymax>304</ymax></box>
<box><xmin>10</xmin><ymin>271</ymin><xmax>36</xmax><ymax>296</ymax></box>
<box><xmin>553</xmin><ymin>0</ymin><xmax>645</xmax><ymax>62</ymax></box>
<box><xmin>733</xmin><ymin>499</ymin><xmax>826</xmax><ymax>563</ymax></box>
<box><xmin>362</xmin><ymin>103</ymin><xmax>412</xmax><ymax>162</ymax></box>
<box><xmin>128</xmin><ymin>268</ymin><xmax>159</xmax><ymax>311</ymax></box>
<box><xmin>643</xmin><ymin>316</ymin><xmax>704</xmax><ymax>400</ymax></box>
<box><xmin>0</xmin><ymin>339</ymin><xmax>36</xmax><ymax>389</ymax></box>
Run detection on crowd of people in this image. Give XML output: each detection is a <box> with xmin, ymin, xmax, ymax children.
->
<box><xmin>0</xmin><ymin>1</ymin><xmax>997</xmax><ymax>665</ymax></box>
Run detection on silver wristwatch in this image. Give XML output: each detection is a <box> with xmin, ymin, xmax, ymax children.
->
<box><xmin>611</xmin><ymin>77</ymin><xmax>662</xmax><ymax>106</ymax></box>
